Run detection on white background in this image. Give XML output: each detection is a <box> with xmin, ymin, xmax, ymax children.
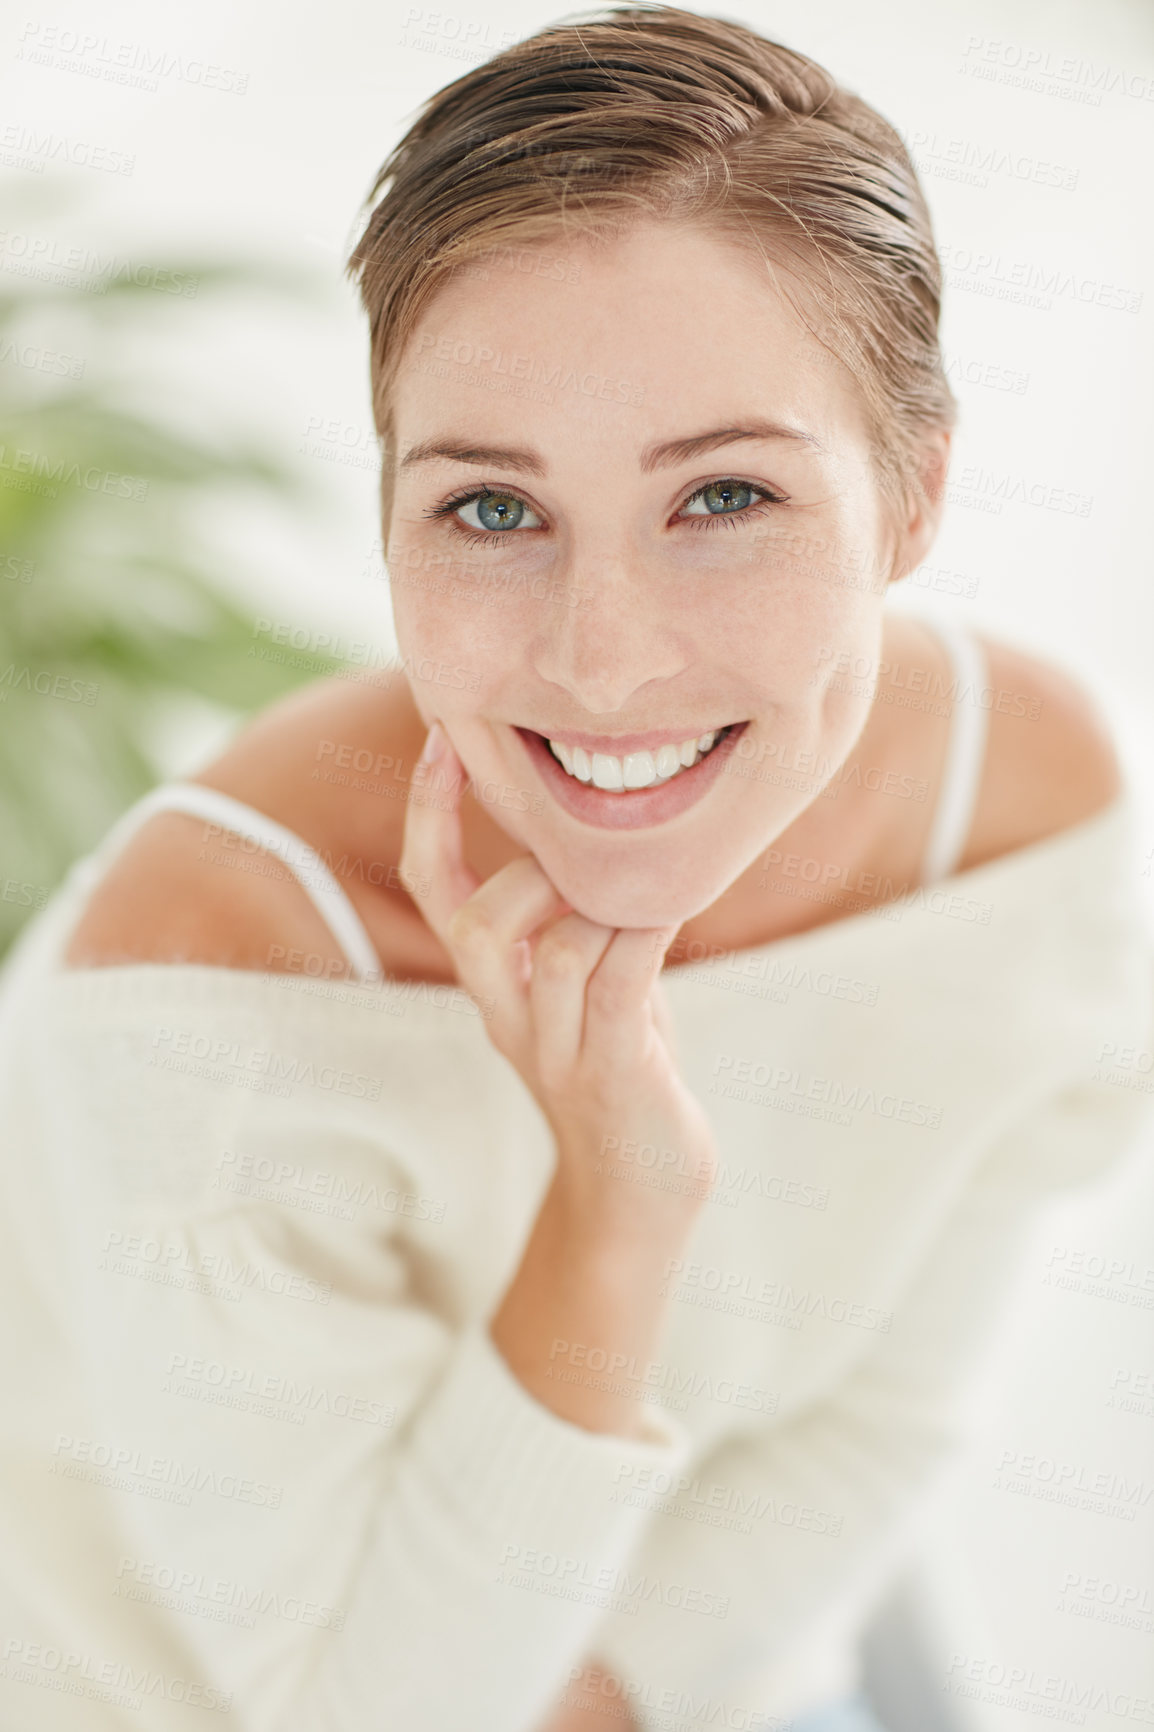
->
<box><xmin>3</xmin><ymin>1</ymin><xmax>1153</xmax><ymax>1726</ymax></box>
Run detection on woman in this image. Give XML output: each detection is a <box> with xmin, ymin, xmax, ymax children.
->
<box><xmin>1</xmin><ymin>8</ymin><xmax>1151</xmax><ymax>1731</ymax></box>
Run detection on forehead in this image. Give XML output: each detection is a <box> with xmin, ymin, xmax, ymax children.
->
<box><xmin>389</xmin><ymin>220</ymin><xmax>870</xmax><ymax>456</ymax></box>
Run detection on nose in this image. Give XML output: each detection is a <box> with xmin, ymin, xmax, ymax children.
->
<box><xmin>530</xmin><ymin>559</ymin><xmax>688</xmax><ymax>714</ymax></box>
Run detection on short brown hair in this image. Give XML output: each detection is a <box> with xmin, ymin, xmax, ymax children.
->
<box><xmin>346</xmin><ymin>3</ymin><xmax>957</xmax><ymax>532</ymax></box>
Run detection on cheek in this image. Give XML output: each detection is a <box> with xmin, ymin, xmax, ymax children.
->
<box><xmin>802</xmin><ymin>620</ymin><xmax>887</xmax><ymax>759</ymax></box>
<box><xmin>390</xmin><ymin>574</ymin><xmax>492</xmax><ymax>681</ymax></box>
<box><xmin>390</xmin><ymin>568</ymin><xmax>534</xmax><ymax>727</ymax></box>
<box><xmin>734</xmin><ymin>594</ymin><xmax>881</xmax><ymax>759</ymax></box>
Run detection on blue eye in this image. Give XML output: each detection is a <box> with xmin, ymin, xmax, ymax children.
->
<box><xmin>682</xmin><ymin>480</ymin><xmax>759</xmax><ymax>516</ymax></box>
<box><xmin>457</xmin><ymin>491</ymin><xmax>542</xmax><ymax>533</ymax></box>
<box><xmin>424</xmin><ymin>474</ymin><xmax>784</xmax><ymax>545</ymax></box>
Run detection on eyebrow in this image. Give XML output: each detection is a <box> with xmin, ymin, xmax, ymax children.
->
<box><xmin>397</xmin><ymin>418</ymin><xmax>825</xmax><ymax>478</ymax></box>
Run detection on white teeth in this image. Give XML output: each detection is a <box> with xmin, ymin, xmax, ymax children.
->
<box><xmin>590</xmin><ymin>753</ymin><xmax>624</xmax><ymax>791</ymax></box>
<box><xmin>546</xmin><ymin>728</ymin><xmax>728</xmax><ymax>791</ymax></box>
<box><xmin>618</xmin><ymin>751</ymin><xmax>650</xmax><ymax>789</ymax></box>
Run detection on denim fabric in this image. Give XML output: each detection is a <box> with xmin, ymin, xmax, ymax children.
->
<box><xmin>788</xmin><ymin>1694</ymin><xmax>889</xmax><ymax>1732</ymax></box>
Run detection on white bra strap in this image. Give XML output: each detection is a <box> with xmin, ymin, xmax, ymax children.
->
<box><xmin>87</xmin><ymin>781</ymin><xmax>383</xmax><ymax>983</ymax></box>
<box><xmin>920</xmin><ymin>619</ymin><xmax>991</xmax><ymax>885</ymax></box>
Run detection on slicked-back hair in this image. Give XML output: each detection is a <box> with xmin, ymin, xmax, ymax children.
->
<box><xmin>347</xmin><ymin>3</ymin><xmax>957</xmax><ymax>534</ymax></box>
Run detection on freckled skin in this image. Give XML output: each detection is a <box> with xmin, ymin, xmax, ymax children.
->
<box><xmin>385</xmin><ymin>219</ymin><xmax>947</xmax><ymax>932</ymax></box>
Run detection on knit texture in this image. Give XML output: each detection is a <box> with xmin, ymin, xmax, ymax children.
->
<box><xmin>0</xmin><ymin>793</ymin><xmax>1150</xmax><ymax>1730</ymax></box>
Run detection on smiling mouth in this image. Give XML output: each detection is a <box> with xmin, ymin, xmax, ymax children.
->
<box><xmin>527</xmin><ymin>722</ymin><xmax>743</xmax><ymax>792</ymax></box>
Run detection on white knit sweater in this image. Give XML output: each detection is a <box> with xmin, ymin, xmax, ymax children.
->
<box><xmin>0</xmin><ymin>792</ymin><xmax>1151</xmax><ymax>1732</ymax></box>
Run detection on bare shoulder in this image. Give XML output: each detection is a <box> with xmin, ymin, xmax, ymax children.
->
<box><xmin>62</xmin><ymin>674</ymin><xmax>412</xmax><ymax>975</ymax></box>
<box><xmin>962</xmin><ymin>633</ymin><xmax>1123</xmax><ymax>871</ymax></box>
<box><xmin>60</xmin><ymin>807</ymin><xmax>340</xmax><ymax>973</ymax></box>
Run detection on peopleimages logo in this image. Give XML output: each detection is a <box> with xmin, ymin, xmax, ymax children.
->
<box><xmin>710</xmin><ymin>1054</ymin><xmax>942</xmax><ymax>1129</ymax></box>
<box><xmin>164</xmin><ymin>1351</ymin><xmax>397</xmax><ymax>1427</ymax></box>
<box><xmin>114</xmin><ymin>1556</ymin><xmax>348</xmax><ymax>1631</ymax></box>
<box><xmin>611</xmin><ymin>1464</ymin><xmax>844</xmax><ymax>1539</ymax></box>
<box><xmin>662</xmin><ymin>1255</ymin><xmax>894</xmax><ymax>1334</ymax></box>
<box><xmin>0</xmin><ymin>442</ymin><xmax>148</xmax><ymax>499</ymax></box>
<box><xmin>945</xmin><ymin>1653</ymin><xmax>1154</xmax><ymax>1724</ymax></box>
<box><xmin>901</xmin><ymin>127</ymin><xmax>1080</xmax><ymax>191</ymax></box>
<box><xmin>14</xmin><ymin>23</ymin><xmax>249</xmax><ymax>94</ymax></box>
<box><xmin>212</xmin><ymin>1149</ymin><xmax>446</xmax><ymax>1224</ymax></box>
<box><xmin>0</xmin><ymin>123</ymin><xmax>135</xmax><ymax>175</ymax></box>
<box><xmin>959</xmin><ymin>35</ymin><xmax>1154</xmax><ymax>105</ymax></box>
<box><xmin>1</xmin><ymin>1636</ymin><xmax>232</xmax><ymax>1714</ymax></box>
<box><xmin>495</xmin><ymin>1544</ymin><xmax>732</xmax><ymax>1619</ymax></box>
<box><xmin>99</xmin><ymin>1230</ymin><xmax>333</xmax><ymax>1308</ymax></box>
<box><xmin>0</xmin><ymin>228</ymin><xmax>199</xmax><ymax>295</ymax></box>
<box><xmin>50</xmin><ymin>1434</ymin><xmax>283</xmax><ymax>1509</ymax></box>
<box><xmin>412</xmin><ymin>332</ymin><xmax>645</xmax><ymax>405</ymax></box>
<box><xmin>147</xmin><ymin>1025</ymin><xmax>382</xmax><ymax>1101</ymax></box>
<box><xmin>937</xmin><ymin>243</ymin><xmax>1142</xmax><ymax>314</ymax></box>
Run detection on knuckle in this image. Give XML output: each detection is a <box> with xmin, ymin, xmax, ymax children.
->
<box><xmin>533</xmin><ymin>935</ymin><xmax>585</xmax><ymax>981</ymax></box>
<box><xmin>445</xmin><ymin>903</ymin><xmax>492</xmax><ymax>954</ymax></box>
<box><xmin>585</xmin><ymin>971</ymin><xmax>633</xmax><ymax>1019</ymax></box>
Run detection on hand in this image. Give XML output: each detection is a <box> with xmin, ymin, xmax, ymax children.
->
<box><xmin>534</xmin><ymin>1660</ymin><xmax>641</xmax><ymax>1731</ymax></box>
<box><xmin>400</xmin><ymin>721</ymin><xmax>718</xmax><ymax>1233</ymax></box>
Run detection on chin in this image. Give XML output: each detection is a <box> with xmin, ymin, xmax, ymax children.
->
<box><xmin>545</xmin><ymin>867</ymin><xmax>714</xmax><ymax>934</ymax></box>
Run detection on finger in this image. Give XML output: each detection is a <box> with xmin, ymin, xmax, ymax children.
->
<box><xmin>528</xmin><ymin>912</ymin><xmax>617</xmax><ymax>1085</ymax></box>
<box><xmin>445</xmin><ymin>853</ymin><xmax>573</xmax><ymax>1048</ymax></box>
<box><xmin>648</xmin><ymin>976</ymin><xmax>679</xmax><ymax>1063</ymax></box>
<box><xmin>581</xmin><ymin>925</ymin><xmax>680</xmax><ymax>1071</ymax></box>
<box><xmin>399</xmin><ymin>721</ymin><xmax>479</xmax><ymax>940</ymax></box>
<box><xmin>401</xmin><ymin>722</ymin><xmax>573</xmax><ymax>1045</ymax></box>
<box><xmin>401</xmin><ymin>722</ymin><xmax>568</xmax><ymax>958</ymax></box>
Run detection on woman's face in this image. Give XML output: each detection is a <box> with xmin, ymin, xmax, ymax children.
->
<box><xmin>386</xmin><ymin>219</ymin><xmax>916</xmax><ymax>930</ymax></box>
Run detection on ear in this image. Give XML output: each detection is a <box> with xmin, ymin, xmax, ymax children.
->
<box><xmin>889</xmin><ymin>429</ymin><xmax>950</xmax><ymax>583</ymax></box>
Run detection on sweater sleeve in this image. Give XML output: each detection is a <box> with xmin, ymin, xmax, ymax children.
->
<box><xmin>6</xmin><ymin>978</ymin><xmax>692</xmax><ymax>1732</ymax></box>
<box><xmin>585</xmin><ymin>1064</ymin><xmax>1154</xmax><ymax>1731</ymax></box>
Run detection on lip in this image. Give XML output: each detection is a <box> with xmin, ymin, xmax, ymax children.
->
<box><xmin>512</xmin><ymin>721</ymin><xmax>749</xmax><ymax>831</ymax></box>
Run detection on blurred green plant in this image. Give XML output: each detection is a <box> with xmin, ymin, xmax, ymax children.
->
<box><xmin>0</xmin><ymin>199</ymin><xmax>349</xmax><ymax>961</ymax></box>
